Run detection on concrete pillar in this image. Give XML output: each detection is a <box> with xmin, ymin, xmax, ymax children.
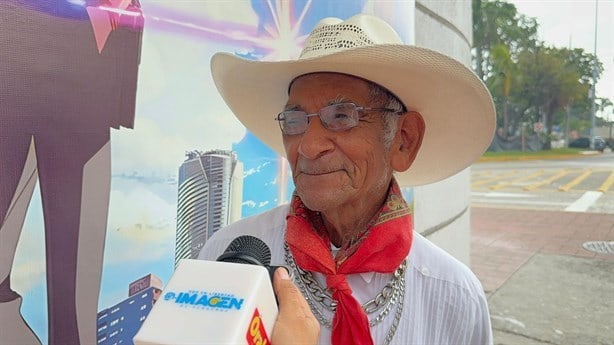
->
<box><xmin>413</xmin><ymin>0</ymin><xmax>474</xmax><ymax>265</ymax></box>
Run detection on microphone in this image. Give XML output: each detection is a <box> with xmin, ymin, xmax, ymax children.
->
<box><xmin>217</xmin><ymin>234</ymin><xmax>271</xmax><ymax>265</ymax></box>
<box><xmin>133</xmin><ymin>236</ymin><xmax>279</xmax><ymax>345</ymax></box>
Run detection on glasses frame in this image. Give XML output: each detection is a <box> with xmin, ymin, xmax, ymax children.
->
<box><xmin>274</xmin><ymin>102</ymin><xmax>404</xmax><ymax>136</ymax></box>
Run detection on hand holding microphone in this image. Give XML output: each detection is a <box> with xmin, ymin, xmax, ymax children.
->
<box><xmin>134</xmin><ymin>235</ymin><xmax>319</xmax><ymax>345</ymax></box>
<box><xmin>271</xmin><ymin>267</ymin><xmax>320</xmax><ymax>345</ymax></box>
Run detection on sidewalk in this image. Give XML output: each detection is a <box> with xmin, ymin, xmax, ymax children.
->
<box><xmin>470</xmin><ymin>206</ymin><xmax>614</xmax><ymax>345</ymax></box>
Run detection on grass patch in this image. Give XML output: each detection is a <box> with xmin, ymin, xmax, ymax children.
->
<box><xmin>479</xmin><ymin>148</ymin><xmax>589</xmax><ymax>162</ymax></box>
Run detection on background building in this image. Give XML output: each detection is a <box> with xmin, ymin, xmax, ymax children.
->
<box><xmin>96</xmin><ymin>274</ymin><xmax>163</xmax><ymax>345</ymax></box>
<box><xmin>175</xmin><ymin>150</ymin><xmax>243</xmax><ymax>264</ymax></box>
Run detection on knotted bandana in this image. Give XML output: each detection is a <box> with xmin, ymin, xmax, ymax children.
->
<box><xmin>285</xmin><ymin>179</ymin><xmax>413</xmax><ymax>345</ymax></box>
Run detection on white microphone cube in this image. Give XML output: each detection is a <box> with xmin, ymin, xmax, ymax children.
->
<box><xmin>133</xmin><ymin>259</ymin><xmax>278</xmax><ymax>345</ymax></box>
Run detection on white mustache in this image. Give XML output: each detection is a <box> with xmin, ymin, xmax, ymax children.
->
<box><xmin>296</xmin><ymin>159</ymin><xmax>346</xmax><ymax>175</ymax></box>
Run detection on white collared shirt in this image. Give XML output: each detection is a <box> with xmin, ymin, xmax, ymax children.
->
<box><xmin>198</xmin><ymin>204</ymin><xmax>493</xmax><ymax>345</ymax></box>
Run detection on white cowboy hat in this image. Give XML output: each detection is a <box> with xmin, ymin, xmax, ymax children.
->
<box><xmin>210</xmin><ymin>14</ymin><xmax>495</xmax><ymax>186</ymax></box>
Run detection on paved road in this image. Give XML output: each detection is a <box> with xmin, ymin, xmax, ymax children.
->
<box><xmin>470</xmin><ymin>207</ymin><xmax>614</xmax><ymax>345</ymax></box>
<box><xmin>471</xmin><ymin>154</ymin><xmax>614</xmax><ymax>344</ymax></box>
<box><xmin>471</xmin><ymin>151</ymin><xmax>614</xmax><ymax>214</ymax></box>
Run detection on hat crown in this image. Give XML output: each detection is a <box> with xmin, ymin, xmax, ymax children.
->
<box><xmin>299</xmin><ymin>14</ymin><xmax>403</xmax><ymax>59</ymax></box>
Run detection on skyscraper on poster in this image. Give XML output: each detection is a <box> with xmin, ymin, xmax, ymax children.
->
<box><xmin>175</xmin><ymin>150</ymin><xmax>244</xmax><ymax>265</ymax></box>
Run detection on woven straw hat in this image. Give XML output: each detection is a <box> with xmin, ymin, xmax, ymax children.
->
<box><xmin>210</xmin><ymin>14</ymin><xmax>495</xmax><ymax>186</ymax></box>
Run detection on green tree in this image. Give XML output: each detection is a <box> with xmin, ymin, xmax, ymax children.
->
<box><xmin>487</xmin><ymin>44</ymin><xmax>516</xmax><ymax>136</ymax></box>
<box><xmin>515</xmin><ymin>47</ymin><xmax>598</xmax><ymax>149</ymax></box>
<box><xmin>473</xmin><ymin>0</ymin><xmax>610</xmax><ymax>150</ymax></box>
<box><xmin>472</xmin><ymin>0</ymin><xmax>537</xmax><ymax>81</ymax></box>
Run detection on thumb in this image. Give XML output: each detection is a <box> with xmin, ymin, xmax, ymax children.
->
<box><xmin>273</xmin><ymin>267</ymin><xmax>311</xmax><ymax>318</ymax></box>
<box><xmin>271</xmin><ymin>267</ymin><xmax>320</xmax><ymax>345</ymax></box>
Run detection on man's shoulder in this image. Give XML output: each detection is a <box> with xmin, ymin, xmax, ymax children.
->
<box><xmin>222</xmin><ymin>204</ymin><xmax>289</xmax><ymax>236</ymax></box>
<box><xmin>405</xmin><ymin>233</ymin><xmax>492</xmax><ymax>344</ymax></box>
<box><xmin>197</xmin><ymin>204</ymin><xmax>289</xmax><ymax>260</ymax></box>
<box><xmin>409</xmin><ymin>232</ymin><xmax>485</xmax><ymax>297</ymax></box>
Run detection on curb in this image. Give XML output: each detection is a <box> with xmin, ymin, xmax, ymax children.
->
<box><xmin>477</xmin><ymin>151</ymin><xmax>603</xmax><ymax>163</ymax></box>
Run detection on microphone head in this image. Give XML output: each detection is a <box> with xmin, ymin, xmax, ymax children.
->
<box><xmin>216</xmin><ymin>235</ymin><xmax>271</xmax><ymax>267</ymax></box>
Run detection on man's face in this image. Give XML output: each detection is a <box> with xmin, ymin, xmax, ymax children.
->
<box><xmin>282</xmin><ymin>73</ymin><xmax>396</xmax><ymax>213</ymax></box>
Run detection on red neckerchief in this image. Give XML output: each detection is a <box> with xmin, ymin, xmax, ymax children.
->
<box><xmin>285</xmin><ymin>179</ymin><xmax>413</xmax><ymax>345</ymax></box>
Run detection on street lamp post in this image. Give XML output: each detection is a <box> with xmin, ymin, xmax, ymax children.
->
<box><xmin>590</xmin><ymin>0</ymin><xmax>598</xmax><ymax>149</ymax></box>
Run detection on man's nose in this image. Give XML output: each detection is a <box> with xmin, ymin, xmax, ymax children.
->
<box><xmin>297</xmin><ymin>116</ymin><xmax>334</xmax><ymax>159</ymax></box>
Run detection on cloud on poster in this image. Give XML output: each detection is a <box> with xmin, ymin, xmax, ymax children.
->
<box><xmin>242</xmin><ymin>200</ymin><xmax>256</xmax><ymax>208</ymax></box>
<box><xmin>266</xmin><ymin>176</ymin><xmax>278</xmax><ymax>186</ymax></box>
<box><xmin>12</xmin><ymin>253</ymin><xmax>46</xmax><ymax>294</ymax></box>
<box><xmin>111</xmin><ymin>115</ymin><xmax>245</xmax><ymax>177</ymax></box>
<box><xmin>243</xmin><ymin>161</ymin><xmax>272</xmax><ymax>178</ymax></box>
<box><xmin>104</xmin><ymin>187</ymin><xmax>175</xmax><ymax>265</ymax></box>
<box><xmin>110</xmin><ymin>25</ymin><xmax>247</xmax><ymax>177</ymax></box>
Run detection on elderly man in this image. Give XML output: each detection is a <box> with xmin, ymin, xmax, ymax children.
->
<box><xmin>199</xmin><ymin>14</ymin><xmax>494</xmax><ymax>345</ymax></box>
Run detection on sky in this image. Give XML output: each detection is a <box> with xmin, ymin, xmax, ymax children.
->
<box><xmin>509</xmin><ymin>0</ymin><xmax>614</xmax><ymax>121</ymax></box>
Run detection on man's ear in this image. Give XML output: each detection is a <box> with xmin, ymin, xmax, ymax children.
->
<box><xmin>390</xmin><ymin>111</ymin><xmax>425</xmax><ymax>172</ymax></box>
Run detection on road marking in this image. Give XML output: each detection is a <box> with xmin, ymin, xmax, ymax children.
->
<box><xmin>472</xmin><ymin>192</ymin><xmax>536</xmax><ymax>198</ymax></box>
<box><xmin>472</xmin><ymin>171</ymin><xmax>519</xmax><ymax>187</ymax></box>
<box><xmin>490</xmin><ymin>170</ymin><xmax>545</xmax><ymax>190</ymax></box>
<box><xmin>472</xmin><ymin>199</ymin><xmax>568</xmax><ymax>207</ymax></box>
<box><xmin>524</xmin><ymin>169</ymin><xmax>570</xmax><ymax>191</ymax></box>
<box><xmin>565</xmin><ymin>191</ymin><xmax>603</xmax><ymax>212</ymax></box>
<box><xmin>597</xmin><ymin>170</ymin><xmax>614</xmax><ymax>192</ymax></box>
<box><xmin>558</xmin><ymin>169</ymin><xmax>592</xmax><ymax>191</ymax></box>
<box><xmin>472</xmin><ymin>171</ymin><xmax>493</xmax><ymax>179</ymax></box>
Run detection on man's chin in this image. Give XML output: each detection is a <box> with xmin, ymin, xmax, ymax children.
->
<box><xmin>295</xmin><ymin>190</ymin><xmax>345</xmax><ymax>213</ymax></box>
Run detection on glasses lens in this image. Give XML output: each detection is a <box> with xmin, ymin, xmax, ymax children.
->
<box><xmin>280</xmin><ymin>111</ymin><xmax>307</xmax><ymax>135</ymax></box>
<box><xmin>320</xmin><ymin>103</ymin><xmax>359</xmax><ymax>131</ymax></box>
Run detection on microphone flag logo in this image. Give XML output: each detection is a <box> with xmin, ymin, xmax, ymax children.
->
<box><xmin>246</xmin><ymin>308</ymin><xmax>271</xmax><ymax>345</ymax></box>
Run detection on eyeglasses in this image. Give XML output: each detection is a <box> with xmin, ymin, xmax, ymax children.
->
<box><xmin>274</xmin><ymin>102</ymin><xmax>404</xmax><ymax>136</ymax></box>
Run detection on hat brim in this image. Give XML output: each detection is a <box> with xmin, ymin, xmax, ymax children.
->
<box><xmin>211</xmin><ymin>44</ymin><xmax>495</xmax><ymax>186</ymax></box>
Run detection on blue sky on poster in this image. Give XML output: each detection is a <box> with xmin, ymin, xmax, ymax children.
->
<box><xmin>509</xmin><ymin>0</ymin><xmax>614</xmax><ymax>121</ymax></box>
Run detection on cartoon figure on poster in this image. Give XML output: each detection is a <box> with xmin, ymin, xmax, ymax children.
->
<box><xmin>0</xmin><ymin>1</ymin><xmax>143</xmax><ymax>344</ymax></box>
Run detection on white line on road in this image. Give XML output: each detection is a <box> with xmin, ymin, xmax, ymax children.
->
<box><xmin>565</xmin><ymin>191</ymin><xmax>603</xmax><ymax>212</ymax></box>
<box><xmin>472</xmin><ymin>199</ymin><xmax>568</xmax><ymax>207</ymax></box>
<box><xmin>471</xmin><ymin>192</ymin><xmax>537</xmax><ymax>198</ymax></box>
